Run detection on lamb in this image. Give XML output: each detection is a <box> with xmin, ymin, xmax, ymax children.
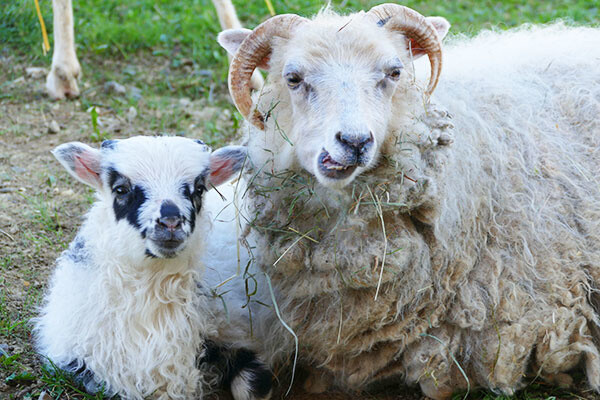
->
<box><xmin>33</xmin><ymin>136</ymin><xmax>272</xmax><ymax>400</ymax></box>
<box><xmin>45</xmin><ymin>0</ymin><xmax>262</xmax><ymax>100</ymax></box>
<box><xmin>216</xmin><ymin>4</ymin><xmax>600</xmax><ymax>399</ymax></box>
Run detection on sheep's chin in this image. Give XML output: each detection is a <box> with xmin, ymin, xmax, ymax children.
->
<box><xmin>146</xmin><ymin>239</ymin><xmax>187</xmax><ymax>259</ymax></box>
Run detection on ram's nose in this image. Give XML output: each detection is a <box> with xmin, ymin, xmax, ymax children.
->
<box><xmin>335</xmin><ymin>131</ymin><xmax>374</xmax><ymax>165</ymax></box>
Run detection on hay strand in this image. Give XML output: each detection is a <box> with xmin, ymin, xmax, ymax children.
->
<box><xmin>265</xmin><ymin>272</ymin><xmax>299</xmax><ymax>396</ymax></box>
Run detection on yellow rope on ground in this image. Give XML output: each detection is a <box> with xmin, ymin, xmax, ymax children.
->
<box><xmin>264</xmin><ymin>0</ymin><xmax>275</xmax><ymax>16</ymax></box>
<box><xmin>34</xmin><ymin>0</ymin><xmax>51</xmax><ymax>55</ymax></box>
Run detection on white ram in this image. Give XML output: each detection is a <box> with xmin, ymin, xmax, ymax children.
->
<box><xmin>34</xmin><ymin>136</ymin><xmax>272</xmax><ymax>400</ymax></box>
<box><xmin>217</xmin><ymin>5</ymin><xmax>600</xmax><ymax>399</ymax></box>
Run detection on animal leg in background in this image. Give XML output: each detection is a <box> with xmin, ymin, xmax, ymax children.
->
<box><xmin>46</xmin><ymin>0</ymin><xmax>262</xmax><ymax>100</ymax></box>
<box><xmin>46</xmin><ymin>0</ymin><xmax>80</xmax><ymax>100</ymax></box>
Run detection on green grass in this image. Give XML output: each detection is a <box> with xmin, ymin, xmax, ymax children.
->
<box><xmin>2</xmin><ymin>0</ymin><xmax>598</xmax><ymax>80</ymax></box>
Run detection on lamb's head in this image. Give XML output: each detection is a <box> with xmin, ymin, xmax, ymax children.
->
<box><xmin>219</xmin><ymin>4</ymin><xmax>449</xmax><ymax>188</ymax></box>
<box><xmin>53</xmin><ymin>136</ymin><xmax>246</xmax><ymax>259</ymax></box>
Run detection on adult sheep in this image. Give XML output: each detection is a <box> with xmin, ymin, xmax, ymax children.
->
<box><xmin>45</xmin><ymin>0</ymin><xmax>262</xmax><ymax>100</ymax></box>
<box><xmin>34</xmin><ymin>136</ymin><xmax>271</xmax><ymax>400</ymax></box>
<box><xmin>216</xmin><ymin>5</ymin><xmax>600</xmax><ymax>399</ymax></box>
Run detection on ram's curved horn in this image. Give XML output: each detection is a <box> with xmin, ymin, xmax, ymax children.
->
<box><xmin>366</xmin><ymin>4</ymin><xmax>443</xmax><ymax>95</ymax></box>
<box><xmin>229</xmin><ymin>14</ymin><xmax>308</xmax><ymax>130</ymax></box>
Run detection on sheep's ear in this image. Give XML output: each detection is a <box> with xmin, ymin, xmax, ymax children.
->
<box><xmin>408</xmin><ymin>17</ymin><xmax>451</xmax><ymax>59</ymax></box>
<box><xmin>52</xmin><ymin>142</ymin><xmax>103</xmax><ymax>189</ymax></box>
<box><xmin>207</xmin><ymin>145</ymin><xmax>247</xmax><ymax>187</ymax></box>
<box><xmin>218</xmin><ymin>29</ymin><xmax>252</xmax><ymax>56</ymax></box>
<box><xmin>218</xmin><ymin>29</ymin><xmax>271</xmax><ymax>70</ymax></box>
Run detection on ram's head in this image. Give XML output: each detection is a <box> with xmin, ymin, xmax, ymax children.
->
<box><xmin>219</xmin><ymin>4</ymin><xmax>449</xmax><ymax>187</ymax></box>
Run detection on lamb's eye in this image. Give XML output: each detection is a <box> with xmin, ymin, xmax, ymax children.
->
<box><xmin>286</xmin><ymin>73</ymin><xmax>303</xmax><ymax>89</ymax></box>
<box><xmin>114</xmin><ymin>185</ymin><xmax>130</xmax><ymax>196</ymax></box>
<box><xmin>194</xmin><ymin>179</ymin><xmax>206</xmax><ymax>193</ymax></box>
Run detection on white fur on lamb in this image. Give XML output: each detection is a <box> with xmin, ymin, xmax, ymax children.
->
<box><xmin>34</xmin><ymin>137</ymin><xmax>267</xmax><ymax>399</ymax></box>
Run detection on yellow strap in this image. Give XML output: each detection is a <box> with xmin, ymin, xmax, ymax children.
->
<box><xmin>34</xmin><ymin>0</ymin><xmax>51</xmax><ymax>55</ymax></box>
<box><xmin>264</xmin><ymin>0</ymin><xmax>275</xmax><ymax>16</ymax></box>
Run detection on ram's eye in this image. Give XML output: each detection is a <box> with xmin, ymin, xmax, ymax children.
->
<box><xmin>114</xmin><ymin>185</ymin><xmax>130</xmax><ymax>196</ymax></box>
<box><xmin>285</xmin><ymin>73</ymin><xmax>303</xmax><ymax>89</ymax></box>
<box><xmin>387</xmin><ymin>67</ymin><xmax>402</xmax><ymax>80</ymax></box>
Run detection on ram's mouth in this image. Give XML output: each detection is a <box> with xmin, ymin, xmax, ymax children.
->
<box><xmin>317</xmin><ymin>150</ymin><xmax>357</xmax><ymax>180</ymax></box>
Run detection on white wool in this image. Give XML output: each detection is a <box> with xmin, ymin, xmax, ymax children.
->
<box><xmin>34</xmin><ymin>137</ymin><xmax>265</xmax><ymax>399</ymax></box>
<box><xmin>201</xmin><ymin>183</ymin><xmax>271</xmax><ymax>346</ymax></box>
<box><xmin>231</xmin><ymin>11</ymin><xmax>600</xmax><ymax>399</ymax></box>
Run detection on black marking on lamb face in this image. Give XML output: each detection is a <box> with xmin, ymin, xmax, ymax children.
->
<box><xmin>141</xmin><ymin>228</ymin><xmax>147</xmax><ymax>239</ymax></box>
<box><xmin>181</xmin><ymin>180</ymin><xmax>205</xmax><ymax>233</ymax></box>
<box><xmin>108</xmin><ymin>168</ymin><xmax>147</xmax><ymax>231</ymax></box>
<box><xmin>189</xmin><ymin>208</ymin><xmax>196</xmax><ymax>233</ymax></box>
<box><xmin>145</xmin><ymin>249</ymin><xmax>157</xmax><ymax>258</ymax></box>
<box><xmin>180</xmin><ymin>183</ymin><xmax>195</xmax><ymax>233</ymax></box>
<box><xmin>181</xmin><ymin>183</ymin><xmax>192</xmax><ymax>201</ymax></box>
<box><xmin>66</xmin><ymin>234</ymin><xmax>89</xmax><ymax>264</ymax></box>
<box><xmin>107</xmin><ymin>167</ymin><xmax>120</xmax><ymax>188</ymax></box>
<box><xmin>197</xmin><ymin>342</ymin><xmax>272</xmax><ymax>399</ymax></box>
<box><xmin>160</xmin><ymin>201</ymin><xmax>180</xmax><ymax>219</ymax></box>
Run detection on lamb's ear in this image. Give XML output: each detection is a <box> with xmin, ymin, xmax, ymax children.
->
<box><xmin>207</xmin><ymin>145</ymin><xmax>247</xmax><ymax>187</ymax></box>
<box><xmin>218</xmin><ymin>29</ymin><xmax>270</xmax><ymax>70</ymax></box>
<box><xmin>408</xmin><ymin>16</ymin><xmax>451</xmax><ymax>59</ymax></box>
<box><xmin>52</xmin><ymin>142</ymin><xmax>103</xmax><ymax>189</ymax></box>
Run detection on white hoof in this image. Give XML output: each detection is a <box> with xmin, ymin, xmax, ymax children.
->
<box><xmin>46</xmin><ymin>60</ymin><xmax>81</xmax><ymax>100</ymax></box>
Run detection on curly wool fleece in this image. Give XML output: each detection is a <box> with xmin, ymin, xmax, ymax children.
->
<box><xmin>239</xmin><ymin>18</ymin><xmax>600</xmax><ymax>399</ymax></box>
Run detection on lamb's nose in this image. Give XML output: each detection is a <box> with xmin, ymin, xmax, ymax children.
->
<box><xmin>158</xmin><ymin>201</ymin><xmax>181</xmax><ymax>232</ymax></box>
<box><xmin>157</xmin><ymin>216</ymin><xmax>182</xmax><ymax>232</ymax></box>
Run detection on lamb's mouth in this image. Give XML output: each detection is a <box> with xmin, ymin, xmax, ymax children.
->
<box><xmin>149</xmin><ymin>238</ymin><xmax>184</xmax><ymax>258</ymax></box>
<box><xmin>317</xmin><ymin>150</ymin><xmax>357</xmax><ymax>180</ymax></box>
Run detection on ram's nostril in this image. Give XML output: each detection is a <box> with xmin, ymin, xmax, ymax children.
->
<box><xmin>336</xmin><ymin>131</ymin><xmax>374</xmax><ymax>150</ymax></box>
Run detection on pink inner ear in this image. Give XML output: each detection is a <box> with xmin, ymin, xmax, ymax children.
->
<box><xmin>74</xmin><ymin>152</ymin><xmax>101</xmax><ymax>185</ymax></box>
<box><xmin>209</xmin><ymin>158</ymin><xmax>234</xmax><ymax>187</ymax></box>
